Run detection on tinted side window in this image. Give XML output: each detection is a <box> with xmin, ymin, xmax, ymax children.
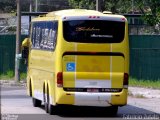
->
<box><xmin>31</xmin><ymin>21</ymin><xmax>58</xmax><ymax>51</ymax></box>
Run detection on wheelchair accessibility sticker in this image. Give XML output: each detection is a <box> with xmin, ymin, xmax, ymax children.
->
<box><xmin>66</xmin><ymin>62</ymin><xmax>75</xmax><ymax>71</ymax></box>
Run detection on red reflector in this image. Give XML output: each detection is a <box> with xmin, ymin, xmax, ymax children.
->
<box><xmin>121</xmin><ymin>18</ymin><xmax>126</xmax><ymax>21</ymax></box>
<box><xmin>123</xmin><ymin>73</ymin><xmax>129</xmax><ymax>85</ymax></box>
<box><xmin>93</xmin><ymin>16</ymin><xmax>96</xmax><ymax>18</ymax></box>
<box><xmin>87</xmin><ymin>88</ymin><xmax>99</xmax><ymax>92</ymax></box>
<box><xmin>57</xmin><ymin>72</ymin><xmax>63</xmax><ymax>87</ymax></box>
<box><xmin>89</xmin><ymin>16</ymin><xmax>92</xmax><ymax>18</ymax></box>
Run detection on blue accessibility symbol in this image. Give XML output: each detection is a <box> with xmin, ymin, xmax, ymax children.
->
<box><xmin>66</xmin><ymin>62</ymin><xmax>75</xmax><ymax>71</ymax></box>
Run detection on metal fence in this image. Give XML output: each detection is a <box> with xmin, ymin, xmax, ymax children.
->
<box><xmin>130</xmin><ymin>35</ymin><xmax>160</xmax><ymax>80</ymax></box>
<box><xmin>0</xmin><ymin>35</ymin><xmax>160</xmax><ymax>80</ymax></box>
<box><xmin>0</xmin><ymin>35</ymin><xmax>27</xmax><ymax>74</ymax></box>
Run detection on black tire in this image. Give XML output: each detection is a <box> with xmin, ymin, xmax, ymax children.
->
<box><xmin>45</xmin><ymin>102</ymin><xmax>49</xmax><ymax>113</ymax></box>
<box><xmin>108</xmin><ymin>106</ymin><xmax>118</xmax><ymax>117</ymax></box>
<box><xmin>29</xmin><ymin>80</ymin><xmax>32</xmax><ymax>97</ymax></box>
<box><xmin>48</xmin><ymin>104</ymin><xmax>57</xmax><ymax>115</ymax></box>
<box><xmin>32</xmin><ymin>98</ymin><xmax>42</xmax><ymax>107</ymax></box>
<box><xmin>44</xmin><ymin>86</ymin><xmax>49</xmax><ymax>113</ymax></box>
<box><xmin>31</xmin><ymin>80</ymin><xmax>41</xmax><ymax>107</ymax></box>
<box><xmin>46</xmin><ymin>85</ymin><xmax>57</xmax><ymax>115</ymax></box>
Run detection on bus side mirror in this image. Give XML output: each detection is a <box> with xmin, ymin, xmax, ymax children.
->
<box><xmin>21</xmin><ymin>38</ymin><xmax>31</xmax><ymax>59</ymax></box>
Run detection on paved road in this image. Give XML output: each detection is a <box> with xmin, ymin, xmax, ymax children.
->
<box><xmin>1</xmin><ymin>86</ymin><xmax>160</xmax><ymax>120</ymax></box>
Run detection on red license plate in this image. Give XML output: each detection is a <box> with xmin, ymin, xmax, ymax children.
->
<box><xmin>87</xmin><ymin>88</ymin><xmax>99</xmax><ymax>92</ymax></box>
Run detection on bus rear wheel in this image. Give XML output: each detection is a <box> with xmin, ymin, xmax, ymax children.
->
<box><xmin>44</xmin><ymin>87</ymin><xmax>49</xmax><ymax>113</ymax></box>
<box><xmin>45</xmin><ymin>85</ymin><xmax>57</xmax><ymax>115</ymax></box>
<box><xmin>107</xmin><ymin>106</ymin><xmax>118</xmax><ymax>117</ymax></box>
<box><xmin>32</xmin><ymin>98</ymin><xmax>42</xmax><ymax>107</ymax></box>
<box><xmin>48</xmin><ymin>103</ymin><xmax>57</xmax><ymax>115</ymax></box>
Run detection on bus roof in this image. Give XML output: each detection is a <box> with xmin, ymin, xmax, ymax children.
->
<box><xmin>33</xmin><ymin>9</ymin><xmax>127</xmax><ymax>22</ymax></box>
<box><xmin>47</xmin><ymin>9</ymin><xmax>124</xmax><ymax>17</ymax></box>
<box><xmin>46</xmin><ymin>9</ymin><xmax>102</xmax><ymax>16</ymax></box>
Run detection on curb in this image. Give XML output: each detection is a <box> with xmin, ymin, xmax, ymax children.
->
<box><xmin>128</xmin><ymin>87</ymin><xmax>160</xmax><ymax>99</ymax></box>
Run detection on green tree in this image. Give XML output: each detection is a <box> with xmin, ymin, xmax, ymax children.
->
<box><xmin>68</xmin><ymin>0</ymin><xmax>96</xmax><ymax>10</ymax></box>
<box><xmin>0</xmin><ymin>0</ymin><xmax>30</xmax><ymax>13</ymax></box>
<box><xmin>68</xmin><ymin>0</ymin><xmax>160</xmax><ymax>27</ymax></box>
<box><xmin>0</xmin><ymin>0</ymin><xmax>16</xmax><ymax>13</ymax></box>
<box><xmin>68</xmin><ymin>0</ymin><xmax>132</xmax><ymax>13</ymax></box>
<box><xmin>135</xmin><ymin>0</ymin><xmax>160</xmax><ymax>26</ymax></box>
<box><xmin>34</xmin><ymin>0</ymin><xmax>70</xmax><ymax>12</ymax></box>
<box><xmin>103</xmin><ymin>0</ymin><xmax>132</xmax><ymax>13</ymax></box>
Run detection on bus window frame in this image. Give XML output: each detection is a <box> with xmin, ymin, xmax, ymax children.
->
<box><xmin>30</xmin><ymin>21</ymin><xmax>58</xmax><ymax>51</ymax></box>
<box><xmin>63</xmin><ymin>20</ymin><xmax>126</xmax><ymax>43</ymax></box>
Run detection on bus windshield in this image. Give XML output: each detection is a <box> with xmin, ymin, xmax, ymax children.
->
<box><xmin>63</xmin><ymin>20</ymin><xmax>125</xmax><ymax>43</ymax></box>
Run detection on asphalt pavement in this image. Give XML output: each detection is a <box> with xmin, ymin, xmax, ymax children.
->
<box><xmin>1</xmin><ymin>84</ymin><xmax>160</xmax><ymax>120</ymax></box>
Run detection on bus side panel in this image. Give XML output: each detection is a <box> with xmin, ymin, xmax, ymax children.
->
<box><xmin>28</xmin><ymin>50</ymin><xmax>56</xmax><ymax>103</ymax></box>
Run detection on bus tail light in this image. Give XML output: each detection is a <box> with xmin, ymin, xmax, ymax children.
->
<box><xmin>123</xmin><ymin>73</ymin><xmax>129</xmax><ymax>88</ymax></box>
<box><xmin>57</xmin><ymin>72</ymin><xmax>63</xmax><ymax>87</ymax></box>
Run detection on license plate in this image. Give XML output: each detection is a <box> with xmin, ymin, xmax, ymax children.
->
<box><xmin>87</xmin><ymin>88</ymin><xmax>99</xmax><ymax>92</ymax></box>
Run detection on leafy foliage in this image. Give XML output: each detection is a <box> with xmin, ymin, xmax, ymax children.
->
<box><xmin>0</xmin><ymin>0</ymin><xmax>30</xmax><ymax>13</ymax></box>
<box><xmin>68</xmin><ymin>0</ymin><xmax>133</xmax><ymax>13</ymax></box>
<box><xmin>68</xmin><ymin>0</ymin><xmax>96</xmax><ymax>10</ymax></box>
<box><xmin>0</xmin><ymin>0</ymin><xmax>159</xmax><ymax>26</ymax></box>
<box><xmin>102</xmin><ymin>0</ymin><xmax>132</xmax><ymax>13</ymax></box>
<box><xmin>135</xmin><ymin>0</ymin><xmax>160</xmax><ymax>26</ymax></box>
<box><xmin>68</xmin><ymin>0</ymin><xmax>160</xmax><ymax>26</ymax></box>
<box><xmin>0</xmin><ymin>0</ymin><xmax>16</xmax><ymax>13</ymax></box>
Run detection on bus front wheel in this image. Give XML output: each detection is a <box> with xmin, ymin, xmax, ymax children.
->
<box><xmin>31</xmin><ymin>81</ymin><xmax>41</xmax><ymax>107</ymax></box>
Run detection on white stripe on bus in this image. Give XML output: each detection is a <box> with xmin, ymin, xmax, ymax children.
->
<box><xmin>74</xmin><ymin>92</ymin><xmax>111</xmax><ymax>107</ymax></box>
<box><xmin>33</xmin><ymin>90</ymin><xmax>54</xmax><ymax>105</ymax></box>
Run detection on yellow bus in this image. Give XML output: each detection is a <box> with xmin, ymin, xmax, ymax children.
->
<box><xmin>22</xmin><ymin>9</ymin><xmax>129</xmax><ymax>116</ymax></box>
